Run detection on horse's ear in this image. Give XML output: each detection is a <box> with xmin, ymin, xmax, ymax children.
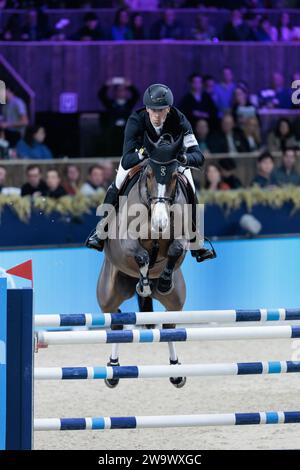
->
<box><xmin>144</xmin><ymin>131</ymin><xmax>158</xmax><ymax>150</ymax></box>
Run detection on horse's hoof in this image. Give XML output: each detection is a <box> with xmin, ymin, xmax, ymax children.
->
<box><xmin>104</xmin><ymin>378</ymin><xmax>119</xmax><ymax>388</ymax></box>
<box><xmin>169</xmin><ymin>376</ymin><xmax>187</xmax><ymax>388</ymax></box>
<box><xmin>136</xmin><ymin>281</ymin><xmax>152</xmax><ymax>297</ymax></box>
<box><xmin>156</xmin><ymin>280</ymin><xmax>174</xmax><ymax>296</ymax></box>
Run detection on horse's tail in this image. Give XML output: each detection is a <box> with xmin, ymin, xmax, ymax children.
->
<box><xmin>137</xmin><ymin>294</ymin><xmax>153</xmax><ymax>312</ymax></box>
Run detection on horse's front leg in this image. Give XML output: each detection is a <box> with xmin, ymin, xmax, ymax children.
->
<box><xmin>156</xmin><ymin>239</ymin><xmax>186</xmax><ymax>295</ymax></box>
<box><xmin>135</xmin><ymin>245</ymin><xmax>152</xmax><ymax>298</ymax></box>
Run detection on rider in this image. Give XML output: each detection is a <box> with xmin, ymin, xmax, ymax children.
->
<box><xmin>86</xmin><ymin>83</ymin><xmax>216</xmax><ymax>262</ymax></box>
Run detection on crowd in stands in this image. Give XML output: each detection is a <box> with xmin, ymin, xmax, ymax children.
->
<box><xmin>1</xmin><ymin>5</ymin><xmax>300</xmax><ymax>41</ymax></box>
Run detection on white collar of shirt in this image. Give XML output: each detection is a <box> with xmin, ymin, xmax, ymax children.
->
<box><xmin>153</xmin><ymin>124</ymin><xmax>163</xmax><ymax>135</ymax></box>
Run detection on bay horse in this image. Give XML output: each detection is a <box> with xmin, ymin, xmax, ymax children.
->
<box><xmin>97</xmin><ymin>133</ymin><xmax>198</xmax><ymax>388</ymax></box>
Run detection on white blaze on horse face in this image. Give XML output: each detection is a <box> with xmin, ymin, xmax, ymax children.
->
<box><xmin>151</xmin><ymin>184</ymin><xmax>169</xmax><ymax>234</ymax></box>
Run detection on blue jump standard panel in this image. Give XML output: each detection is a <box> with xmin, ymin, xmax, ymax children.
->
<box><xmin>2</xmin><ymin>283</ymin><xmax>33</xmax><ymax>450</ymax></box>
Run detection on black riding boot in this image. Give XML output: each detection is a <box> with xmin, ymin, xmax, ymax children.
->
<box><xmin>85</xmin><ymin>182</ymin><xmax>119</xmax><ymax>252</ymax></box>
<box><xmin>190</xmin><ymin>196</ymin><xmax>217</xmax><ymax>263</ymax></box>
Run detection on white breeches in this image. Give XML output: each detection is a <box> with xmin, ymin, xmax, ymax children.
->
<box><xmin>115</xmin><ymin>161</ymin><xmax>195</xmax><ymax>193</ymax></box>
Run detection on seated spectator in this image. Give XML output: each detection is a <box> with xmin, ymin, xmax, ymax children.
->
<box><xmin>243</xmin><ymin>12</ymin><xmax>261</xmax><ymax>41</ymax></box>
<box><xmin>222</xmin><ymin>10</ymin><xmax>250</xmax><ymax>41</ymax></box>
<box><xmin>256</xmin><ymin>15</ymin><xmax>277</xmax><ymax>42</ymax></box>
<box><xmin>214</xmin><ymin>66</ymin><xmax>236</xmax><ymax>116</ymax></box>
<box><xmin>80</xmin><ymin>165</ymin><xmax>105</xmax><ymax>196</ymax></box>
<box><xmin>98</xmin><ymin>77</ymin><xmax>139</xmax><ymax>155</ymax></box>
<box><xmin>259</xmin><ymin>72</ymin><xmax>292</xmax><ymax>109</ymax></box>
<box><xmin>1</xmin><ymin>86</ymin><xmax>29</xmax><ymax>146</ymax></box>
<box><xmin>62</xmin><ymin>164</ymin><xmax>81</xmax><ymax>195</ymax></box>
<box><xmin>179</xmin><ymin>74</ymin><xmax>218</xmax><ymax>129</ymax></box>
<box><xmin>205</xmin><ymin>163</ymin><xmax>230</xmax><ymax>191</ymax></box>
<box><xmin>20</xmin><ymin>8</ymin><xmax>50</xmax><ymax>41</ymax></box>
<box><xmin>131</xmin><ymin>13</ymin><xmax>146</xmax><ymax>39</ymax></box>
<box><xmin>277</xmin><ymin>12</ymin><xmax>293</xmax><ymax>41</ymax></box>
<box><xmin>194</xmin><ymin>119</ymin><xmax>211</xmax><ymax>153</ymax></box>
<box><xmin>0</xmin><ymin>129</ymin><xmax>10</xmax><ymax>159</ymax></box>
<box><xmin>267</xmin><ymin>118</ymin><xmax>297</xmax><ymax>152</ymax></box>
<box><xmin>203</xmin><ymin>75</ymin><xmax>220</xmax><ymax>117</ymax></box>
<box><xmin>111</xmin><ymin>8</ymin><xmax>133</xmax><ymax>40</ymax></box>
<box><xmin>151</xmin><ymin>9</ymin><xmax>183</xmax><ymax>40</ymax></box>
<box><xmin>21</xmin><ymin>164</ymin><xmax>48</xmax><ymax>197</ymax></box>
<box><xmin>209</xmin><ymin>113</ymin><xmax>250</xmax><ymax>154</ymax></box>
<box><xmin>3</xmin><ymin>13</ymin><xmax>21</xmax><ymax>40</ymax></box>
<box><xmin>243</xmin><ymin>117</ymin><xmax>262</xmax><ymax>152</ymax></box>
<box><xmin>0</xmin><ymin>165</ymin><xmax>7</xmax><ymax>193</ymax></box>
<box><xmin>190</xmin><ymin>14</ymin><xmax>216</xmax><ymax>41</ymax></box>
<box><xmin>218</xmin><ymin>157</ymin><xmax>242</xmax><ymax>189</ymax></box>
<box><xmin>272</xmin><ymin>147</ymin><xmax>300</xmax><ymax>186</ymax></box>
<box><xmin>0</xmin><ymin>164</ymin><xmax>20</xmax><ymax>195</ymax></box>
<box><xmin>45</xmin><ymin>168</ymin><xmax>67</xmax><ymax>199</ymax></box>
<box><xmin>252</xmin><ymin>152</ymin><xmax>276</xmax><ymax>188</ymax></box>
<box><xmin>71</xmin><ymin>12</ymin><xmax>103</xmax><ymax>40</ymax></box>
<box><xmin>232</xmin><ymin>85</ymin><xmax>258</xmax><ymax>127</ymax></box>
<box><xmin>101</xmin><ymin>160</ymin><xmax>115</xmax><ymax>188</ymax></box>
<box><xmin>16</xmin><ymin>125</ymin><xmax>53</xmax><ymax>160</ymax></box>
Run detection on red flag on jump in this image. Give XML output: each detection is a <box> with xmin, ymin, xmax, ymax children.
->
<box><xmin>6</xmin><ymin>260</ymin><xmax>33</xmax><ymax>287</ymax></box>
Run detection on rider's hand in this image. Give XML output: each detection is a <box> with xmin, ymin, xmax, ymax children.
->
<box><xmin>138</xmin><ymin>147</ymin><xmax>149</xmax><ymax>161</ymax></box>
<box><xmin>177</xmin><ymin>151</ymin><xmax>188</xmax><ymax>166</ymax></box>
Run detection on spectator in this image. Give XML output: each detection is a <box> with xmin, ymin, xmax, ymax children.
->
<box><xmin>209</xmin><ymin>113</ymin><xmax>250</xmax><ymax>154</ymax></box>
<box><xmin>131</xmin><ymin>13</ymin><xmax>146</xmax><ymax>39</ymax></box>
<box><xmin>20</xmin><ymin>8</ymin><xmax>50</xmax><ymax>41</ymax></box>
<box><xmin>277</xmin><ymin>12</ymin><xmax>293</xmax><ymax>41</ymax></box>
<box><xmin>0</xmin><ymin>129</ymin><xmax>10</xmax><ymax>159</ymax></box>
<box><xmin>203</xmin><ymin>75</ymin><xmax>220</xmax><ymax>112</ymax></box>
<box><xmin>222</xmin><ymin>10</ymin><xmax>250</xmax><ymax>41</ymax></box>
<box><xmin>256</xmin><ymin>15</ymin><xmax>277</xmax><ymax>42</ymax></box>
<box><xmin>80</xmin><ymin>165</ymin><xmax>106</xmax><ymax>196</ymax></box>
<box><xmin>1</xmin><ymin>87</ymin><xmax>29</xmax><ymax>145</ymax></box>
<box><xmin>62</xmin><ymin>164</ymin><xmax>81</xmax><ymax>195</ymax></box>
<box><xmin>205</xmin><ymin>163</ymin><xmax>230</xmax><ymax>190</ymax></box>
<box><xmin>98</xmin><ymin>77</ymin><xmax>139</xmax><ymax>155</ymax></box>
<box><xmin>259</xmin><ymin>72</ymin><xmax>292</xmax><ymax>109</ymax></box>
<box><xmin>190</xmin><ymin>14</ymin><xmax>216</xmax><ymax>41</ymax></box>
<box><xmin>218</xmin><ymin>157</ymin><xmax>243</xmax><ymax>189</ymax></box>
<box><xmin>194</xmin><ymin>119</ymin><xmax>211</xmax><ymax>153</ymax></box>
<box><xmin>179</xmin><ymin>74</ymin><xmax>218</xmax><ymax>129</ymax></box>
<box><xmin>214</xmin><ymin>66</ymin><xmax>236</xmax><ymax>116</ymax></box>
<box><xmin>232</xmin><ymin>85</ymin><xmax>258</xmax><ymax>126</ymax></box>
<box><xmin>71</xmin><ymin>12</ymin><xmax>103</xmax><ymax>40</ymax></box>
<box><xmin>45</xmin><ymin>168</ymin><xmax>67</xmax><ymax>199</ymax></box>
<box><xmin>21</xmin><ymin>164</ymin><xmax>48</xmax><ymax>197</ymax></box>
<box><xmin>0</xmin><ymin>165</ymin><xmax>6</xmax><ymax>192</ymax></box>
<box><xmin>3</xmin><ymin>13</ymin><xmax>21</xmax><ymax>40</ymax></box>
<box><xmin>267</xmin><ymin>118</ymin><xmax>297</xmax><ymax>152</ymax></box>
<box><xmin>151</xmin><ymin>9</ymin><xmax>183</xmax><ymax>40</ymax></box>
<box><xmin>243</xmin><ymin>116</ymin><xmax>262</xmax><ymax>152</ymax></box>
<box><xmin>272</xmin><ymin>147</ymin><xmax>300</xmax><ymax>186</ymax></box>
<box><xmin>16</xmin><ymin>125</ymin><xmax>53</xmax><ymax>160</ymax></box>
<box><xmin>111</xmin><ymin>8</ymin><xmax>133</xmax><ymax>40</ymax></box>
<box><xmin>101</xmin><ymin>160</ymin><xmax>115</xmax><ymax>188</ymax></box>
<box><xmin>243</xmin><ymin>12</ymin><xmax>261</xmax><ymax>41</ymax></box>
<box><xmin>252</xmin><ymin>152</ymin><xmax>276</xmax><ymax>188</ymax></box>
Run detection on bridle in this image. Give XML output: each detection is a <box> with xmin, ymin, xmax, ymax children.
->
<box><xmin>139</xmin><ymin>160</ymin><xmax>179</xmax><ymax>208</ymax></box>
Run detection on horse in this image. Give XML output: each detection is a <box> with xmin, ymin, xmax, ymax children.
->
<box><xmin>97</xmin><ymin>132</ymin><xmax>198</xmax><ymax>389</ymax></box>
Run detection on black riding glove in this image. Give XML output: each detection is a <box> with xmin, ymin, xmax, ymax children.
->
<box><xmin>177</xmin><ymin>151</ymin><xmax>188</xmax><ymax>166</ymax></box>
<box><xmin>138</xmin><ymin>147</ymin><xmax>150</xmax><ymax>161</ymax></box>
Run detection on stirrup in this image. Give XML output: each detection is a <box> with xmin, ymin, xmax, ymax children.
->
<box><xmin>191</xmin><ymin>237</ymin><xmax>217</xmax><ymax>263</ymax></box>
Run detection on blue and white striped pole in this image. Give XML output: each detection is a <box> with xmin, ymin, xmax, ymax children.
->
<box><xmin>34</xmin><ymin>411</ymin><xmax>300</xmax><ymax>431</ymax></box>
<box><xmin>34</xmin><ymin>308</ymin><xmax>300</xmax><ymax>328</ymax></box>
<box><xmin>34</xmin><ymin>361</ymin><xmax>300</xmax><ymax>380</ymax></box>
<box><xmin>37</xmin><ymin>324</ymin><xmax>300</xmax><ymax>346</ymax></box>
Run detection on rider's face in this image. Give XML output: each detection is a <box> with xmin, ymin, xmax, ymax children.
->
<box><xmin>146</xmin><ymin>107</ymin><xmax>170</xmax><ymax>127</ymax></box>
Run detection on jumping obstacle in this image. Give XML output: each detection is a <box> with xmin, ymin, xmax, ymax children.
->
<box><xmin>34</xmin><ymin>308</ymin><xmax>300</xmax><ymax>327</ymax></box>
<box><xmin>37</xmin><ymin>324</ymin><xmax>300</xmax><ymax>346</ymax></box>
<box><xmin>34</xmin><ymin>360</ymin><xmax>300</xmax><ymax>380</ymax></box>
<box><xmin>34</xmin><ymin>411</ymin><xmax>300</xmax><ymax>430</ymax></box>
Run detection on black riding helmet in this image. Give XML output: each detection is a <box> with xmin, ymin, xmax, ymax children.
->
<box><xmin>143</xmin><ymin>84</ymin><xmax>174</xmax><ymax>109</ymax></box>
